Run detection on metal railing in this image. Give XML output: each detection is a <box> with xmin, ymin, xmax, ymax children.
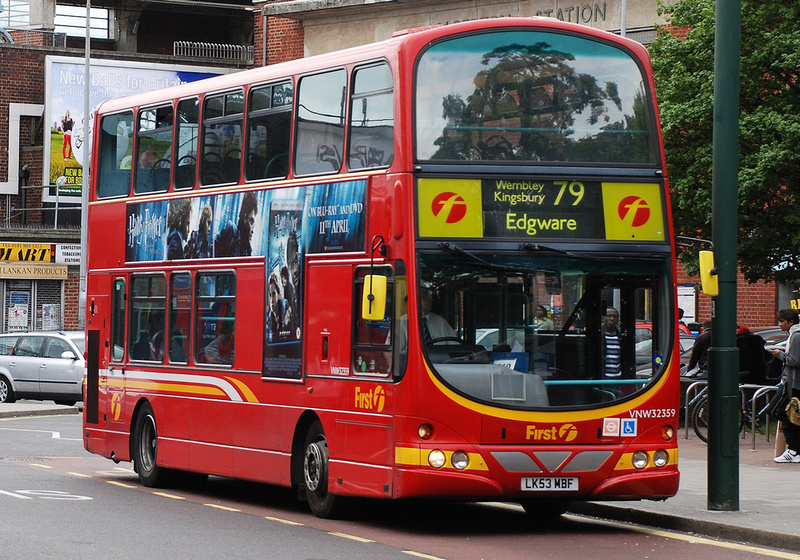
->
<box><xmin>4</xmin><ymin>185</ymin><xmax>81</xmax><ymax>230</ymax></box>
<box><xmin>4</xmin><ymin>29</ymin><xmax>67</xmax><ymax>48</ymax></box>
<box><xmin>173</xmin><ymin>41</ymin><xmax>253</xmax><ymax>62</ymax></box>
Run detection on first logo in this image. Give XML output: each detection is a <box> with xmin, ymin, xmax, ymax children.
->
<box><xmin>431</xmin><ymin>192</ymin><xmax>468</xmax><ymax>224</ymax></box>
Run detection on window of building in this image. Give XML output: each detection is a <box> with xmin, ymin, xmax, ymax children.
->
<box><xmin>1</xmin><ymin>1</ymin><xmax>30</xmax><ymax>28</ymax></box>
<box><xmin>1</xmin><ymin>279</ymin><xmax>64</xmax><ymax>332</ymax></box>
<box><xmin>55</xmin><ymin>3</ymin><xmax>111</xmax><ymax>39</ymax></box>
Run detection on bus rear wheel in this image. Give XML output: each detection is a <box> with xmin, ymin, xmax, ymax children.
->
<box><xmin>302</xmin><ymin>420</ymin><xmax>339</xmax><ymax>518</ymax></box>
<box><xmin>133</xmin><ymin>402</ymin><xmax>172</xmax><ymax>487</ymax></box>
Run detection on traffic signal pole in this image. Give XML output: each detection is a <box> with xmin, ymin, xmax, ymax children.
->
<box><xmin>707</xmin><ymin>0</ymin><xmax>741</xmax><ymax>511</ymax></box>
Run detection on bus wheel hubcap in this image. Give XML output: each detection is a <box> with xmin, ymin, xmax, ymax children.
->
<box><xmin>304</xmin><ymin>442</ymin><xmax>323</xmax><ymax>492</ymax></box>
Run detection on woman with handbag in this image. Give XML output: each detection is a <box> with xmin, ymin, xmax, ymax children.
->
<box><xmin>769</xmin><ymin>308</ymin><xmax>800</xmax><ymax>463</ymax></box>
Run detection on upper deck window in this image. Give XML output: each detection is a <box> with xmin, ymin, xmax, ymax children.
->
<box><xmin>348</xmin><ymin>63</ymin><xmax>394</xmax><ymax>170</ymax></box>
<box><xmin>201</xmin><ymin>90</ymin><xmax>244</xmax><ymax>186</ymax></box>
<box><xmin>415</xmin><ymin>30</ymin><xmax>656</xmax><ymax>165</ymax></box>
<box><xmin>295</xmin><ymin>69</ymin><xmax>346</xmax><ymax>176</ymax></box>
<box><xmin>246</xmin><ymin>81</ymin><xmax>293</xmax><ymax>181</ymax></box>
<box><xmin>175</xmin><ymin>97</ymin><xmax>199</xmax><ymax>190</ymax></box>
<box><xmin>96</xmin><ymin>111</ymin><xmax>134</xmax><ymax>199</ymax></box>
<box><xmin>135</xmin><ymin>104</ymin><xmax>174</xmax><ymax>194</ymax></box>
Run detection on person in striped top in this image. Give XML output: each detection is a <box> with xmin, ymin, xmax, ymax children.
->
<box><xmin>602</xmin><ymin>307</ymin><xmax>622</xmax><ymax>379</ymax></box>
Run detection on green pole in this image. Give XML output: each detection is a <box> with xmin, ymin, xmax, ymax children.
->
<box><xmin>707</xmin><ymin>0</ymin><xmax>741</xmax><ymax>511</ymax></box>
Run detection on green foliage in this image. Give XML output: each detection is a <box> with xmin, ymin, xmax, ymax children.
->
<box><xmin>650</xmin><ymin>0</ymin><xmax>800</xmax><ymax>282</ymax></box>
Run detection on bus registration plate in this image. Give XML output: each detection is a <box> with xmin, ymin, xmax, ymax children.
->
<box><xmin>521</xmin><ymin>477</ymin><xmax>578</xmax><ymax>491</ymax></box>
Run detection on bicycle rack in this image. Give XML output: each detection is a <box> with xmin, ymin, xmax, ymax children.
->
<box><xmin>684</xmin><ymin>380</ymin><xmax>708</xmax><ymax>439</ymax></box>
<box><xmin>750</xmin><ymin>385</ymin><xmax>779</xmax><ymax>450</ymax></box>
<box><xmin>684</xmin><ymin>381</ymin><xmax>778</xmax><ymax>447</ymax></box>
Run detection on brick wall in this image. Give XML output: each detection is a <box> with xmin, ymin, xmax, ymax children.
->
<box><xmin>253</xmin><ymin>7</ymin><xmax>304</xmax><ymax>66</ymax></box>
<box><xmin>676</xmin><ymin>260</ymin><xmax>778</xmax><ymax>328</ymax></box>
<box><xmin>64</xmin><ymin>270</ymin><xmax>81</xmax><ymax>329</ymax></box>
<box><xmin>0</xmin><ymin>46</ymin><xmax>47</xmax><ymax>184</ymax></box>
<box><xmin>269</xmin><ymin>17</ymin><xmax>304</xmax><ymax>65</ymax></box>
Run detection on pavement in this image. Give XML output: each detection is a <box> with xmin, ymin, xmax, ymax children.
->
<box><xmin>2</xmin><ymin>401</ymin><xmax>798</xmax><ymax>552</ymax></box>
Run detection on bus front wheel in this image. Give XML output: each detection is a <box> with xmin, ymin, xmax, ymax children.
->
<box><xmin>133</xmin><ymin>402</ymin><xmax>172</xmax><ymax>487</ymax></box>
<box><xmin>302</xmin><ymin>420</ymin><xmax>339</xmax><ymax>518</ymax></box>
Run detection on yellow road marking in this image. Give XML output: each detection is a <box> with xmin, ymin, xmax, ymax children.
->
<box><xmin>403</xmin><ymin>552</ymin><xmax>448</xmax><ymax>560</ymax></box>
<box><xmin>152</xmin><ymin>492</ymin><xmax>185</xmax><ymax>500</ymax></box>
<box><xmin>106</xmin><ymin>480</ymin><xmax>136</xmax><ymax>489</ymax></box>
<box><xmin>566</xmin><ymin>514</ymin><xmax>800</xmax><ymax>559</ymax></box>
<box><xmin>264</xmin><ymin>516</ymin><xmax>304</xmax><ymax>526</ymax></box>
<box><xmin>328</xmin><ymin>532</ymin><xmax>374</xmax><ymax>543</ymax></box>
<box><xmin>203</xmin><ymin>503</ymin><xmax>241</xmax><ymax>512</ymax></box>
<box><xmin>30</xmin><ymin>463</ymin><xmax>52</xmax><ymax>469</ymax></box>
<box><xmin>68</xmin><ymin>472</ymin><xmax>91</xmax><ymax>478</ymax></box>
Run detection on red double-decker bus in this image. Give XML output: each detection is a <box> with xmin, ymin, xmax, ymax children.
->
<box><xmin>83</xmin><ymin>17</ymin><xmax>680</xmax><ymax>518</ymax></box>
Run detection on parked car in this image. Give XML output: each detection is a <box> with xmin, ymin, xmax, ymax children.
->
<box><xmin>0</xmin><ymin>331</ymin><xmax>85</xmax><ymax>405</ymax></box>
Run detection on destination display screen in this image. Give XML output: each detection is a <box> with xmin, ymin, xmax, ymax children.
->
<box><xmin>417</xmin><ymin>177</ymin><xmax>666</xmax><ymax>242</ymax></box>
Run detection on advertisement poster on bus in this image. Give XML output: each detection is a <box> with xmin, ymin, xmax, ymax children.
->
<box><xmin>263</xmin><ymin>188</ymin><xmax>305</xmax><ymax>380</ymax></box>
<box><xmin>44</xmin><ymin>56</ymin><xmax>229</xmax><ymax>202</ymax></box>
<box><xmin>306</xmin><ymin>180</ymin><xmax>367</xmax><ymax>253</ymax></box>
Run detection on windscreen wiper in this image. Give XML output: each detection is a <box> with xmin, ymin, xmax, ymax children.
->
<box><xmin>437</xmin><ymin>242</ymin><xmax>519</xmax><ymax>273</ymax></box>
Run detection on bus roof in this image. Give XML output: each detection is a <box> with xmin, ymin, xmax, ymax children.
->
<box><xmin>94</xmin><ymin>17</ymin><xmax>648</xmax><ymax>115</ymax></box>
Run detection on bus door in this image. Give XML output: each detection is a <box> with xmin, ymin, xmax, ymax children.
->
<box><xmin>106</xmin><ymin>276</ymin><xmax>128</xmax><ymax>427</ymax></box>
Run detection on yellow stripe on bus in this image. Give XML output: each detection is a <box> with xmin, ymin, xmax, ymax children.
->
<box><xmin>120</xmin><ymin>380</ymin><xmax>227</xmax><ymax>397</ymax></box>
<box><xmin>614</xmin><ymin>448</ymin><xmax>678</xmax><ymax>471</ymax></box>
<box><xmin>224</xmin><ymin>376</ymin><xmax>259</xmax><ymax>403</ymax></box>
<box><xmin>395</xmin><ymin>446</ymin><xmax>489</xmax><ymax>472</ymax></box>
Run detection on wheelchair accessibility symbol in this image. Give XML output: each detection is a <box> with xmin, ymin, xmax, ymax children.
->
<box><xmin>621</xmin><ymin>418</ymin><xmax>637</xmax><ymax>436</ymax></box>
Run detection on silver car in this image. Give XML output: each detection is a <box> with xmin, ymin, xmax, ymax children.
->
<box><xmin>0</xmin><ymin>331</ymin><xmax>85</xmax><ymax>405</ymax></box>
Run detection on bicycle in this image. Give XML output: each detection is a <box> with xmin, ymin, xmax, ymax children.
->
<box><xmin>690</xmin><ymin>384</ymin><xmax>768</xmax><ymax>443</ymax></box>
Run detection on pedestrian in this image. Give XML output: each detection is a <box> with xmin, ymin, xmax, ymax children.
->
<box><xmin>769</xmin><ymin>308</ymin><xmax>800</xmax><ymax>463</ymax></box>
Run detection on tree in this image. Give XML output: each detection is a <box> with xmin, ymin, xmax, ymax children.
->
<box><xmin>650</xmin><ymin>0</ymin><xmax>800</xmax><ymax>282</ymax></box>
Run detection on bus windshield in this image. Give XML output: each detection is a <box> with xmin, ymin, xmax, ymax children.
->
<box><xmin>417</xmin><ymin>249</ymin><xmax>670</xmax><ymax>410</ymax></box>
<box><xmin>415</xmin><ymin>29</ymin><xmax>656</xmax><ymax>164</ymax></box>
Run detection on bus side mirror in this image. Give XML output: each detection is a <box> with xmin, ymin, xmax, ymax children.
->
<box><xmin>362</xmin><ymin>275</ymin><xmax>387</xmax><ymax>321</ymax></box>
<box><xmin>698</xmin><ymin>250</ymin><xmax>718</xmax><ymax>297</ymax></box>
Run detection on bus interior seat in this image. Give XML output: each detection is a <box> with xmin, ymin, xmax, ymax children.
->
<box><xmin>152</xmin><ymin>167</ymin><xmax>171</xmax><ymax>191</ymax></box>
<box><xmin>174</xmin><ymin>163</ymin><xmax>196</xmax><ymax>189</ymax></box>
<box><xmin>102</xmin><ymin>169</ymin><xmax>131</xmax><ymax>197</ymax></box>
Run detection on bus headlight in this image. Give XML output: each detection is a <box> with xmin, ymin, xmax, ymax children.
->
<box><xmin>451</xmin><ymin>451</ymin><xmax>469</xmax><ymax>470</ymax></box>
<box><xmin>428</xmin><ymin>449</ymin><xmax>446</xmax><ymax>468</ymax></box>
<box><xmin>632</xmin><ymin>450</ymin><xmax>649</xmax><ymax>469</ymax></box>
<box><xmin>653</xmin><ymin>449</ymin><xmax>670</xmax><ymax>468</ymax></box>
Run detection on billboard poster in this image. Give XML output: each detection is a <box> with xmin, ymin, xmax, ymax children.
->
<box><xmin>45</xmin><ymin>56</ymin><xmax>227</xmax><ymax>201</ymax></box>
